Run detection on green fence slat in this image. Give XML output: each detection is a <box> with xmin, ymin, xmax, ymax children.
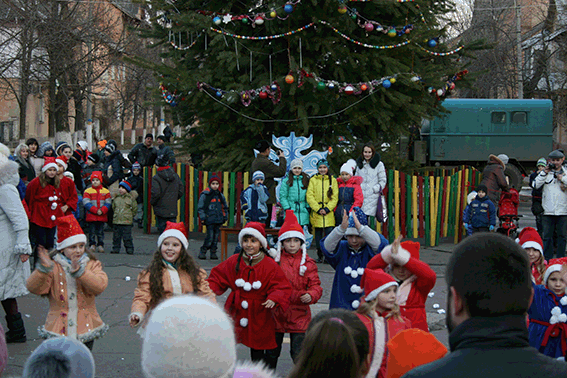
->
<box><xmin>424</xmin><ymin>176</ymin><xmax>430</xmax><ymax>246</ymax></box>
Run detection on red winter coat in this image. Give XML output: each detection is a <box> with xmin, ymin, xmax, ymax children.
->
<box><xmin>25</xmin><ymin>177</ymin><xmax>67</xmax><ymax>228</ymax></box>
<box><xmin>273</xmin><ymin>251</ymin><xmax>323</xmax><ymax>333</ymax></box>
<box><xmin>335</xmin><ymin>176</ymin><xmax>364</xmax><ymax>221</ymax></box>
<box><xmin>366</xmin><ymin>247</ymin><xmax>436</xmax><ymax>332</ymax></box>
<box><xmin>59</xmin><ymin>176</ymin><xmax>78</xmax><ymax>215</ymax></box>
<box><xmin>357</xmin><ymin>312</ymin><xmax>411</xmax><ymax>378</ymax></box>
<box><xmin>207</xmin><ymin>254</ymin><xmax>292</xmax><ymax>350</ymax></box>
<box><xmin>83</xmin><ymin>185</ymin><xmax>111</xmax><ymax>222</ymax></box>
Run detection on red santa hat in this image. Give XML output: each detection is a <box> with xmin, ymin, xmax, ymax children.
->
<box><xmin>270</xmin><ymin>210</ymin><xmax>307</xmax><ymax>275</ymax></box>
<box><xmin>238</xmin><ymin>222</ymin><xmax>268</xmax><ymax>249</ymax></box>
<box><xmin>516</xmin><ymin>227</ymin><xmax>543</xmax><ymax>257</ymax></box>
<box><xmin>379</xmin><ymin>240</ymin><xmax>420</xmax><ymax>267</ymax></box>
<box><xmin>42</xmin><ymin>157</ymin><xmax>58</xmax><ymax>172</ymax></box>
<box><xmin>158</xmin><ymin>221</ymin><xmax>189</xmax><ymax>250</ymax></box>
<box><xmin>56</xmin><ymin>215</ymin><xmax>87</xmax><ymax>251</ymax></box>
<box><xmin>361</xmin><ymin>269</ymin><xmax>398</xmax><ymax>303</ymax></box>
<box><xmin>55</xmin><ymin>155</ymin><xmax>68</xmax><ymax>170</ymax></box>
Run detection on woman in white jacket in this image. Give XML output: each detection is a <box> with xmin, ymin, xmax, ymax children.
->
<box><xmin>355</xmin><ymin>143</ymin><xmax>387</xmax><ymax>226</ymax></box>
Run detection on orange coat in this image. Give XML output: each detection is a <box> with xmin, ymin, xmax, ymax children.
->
<box><xmin>130</xmin><ymin>266</ymin><xmax>215</xmax><ymax>325</ymax></box>
<box><xmin>26</xmin><ymin>254</ymin><xmax>108</xmax><ymax>343</ymax></box>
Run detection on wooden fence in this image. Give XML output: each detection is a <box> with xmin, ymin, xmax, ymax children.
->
<box><xmin>141</xmin><ymin>165</ymin><xmax>482</xmax><ymax>247</ymax></box>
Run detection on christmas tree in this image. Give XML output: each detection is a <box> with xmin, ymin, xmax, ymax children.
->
<box><xmin>140</xmin><ymin>0</ymin><xmax>471</xmax><ymax>170</ymax></box>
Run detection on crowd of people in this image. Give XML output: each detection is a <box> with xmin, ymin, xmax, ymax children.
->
<box><xmin>2</xmin><ymin>136</ymin><xmax>567</xmax><ymax>377</ymax></box>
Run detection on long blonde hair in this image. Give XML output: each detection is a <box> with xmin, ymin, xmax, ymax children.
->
<box><xmin>38</xmin><ymin>170</ymin><xmax>60</xmax><ymax>188</ymax></box>
<box><xmin>357</xmin><ymin>298</ymin><xmax>402</xmax><ymax>321</ymax></box>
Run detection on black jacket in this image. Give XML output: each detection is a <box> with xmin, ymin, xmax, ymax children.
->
<box><xmin>150</xmin><ymin>167</ymin><xmax>183</xmax><ymax>218</ymax></box>
<box><xmin>402</xmin><ymin>315</ymin><xmax>567</xmax><ymax>378</ymax></box>
<box><xmin>128</xmin><ymin>143</ymin><xmax>157</xmax><ymax>167</ymax></box>
<box><xmin>127</xmin><ymin>173</ymin><xmax>144</xmax><ymax>204</ymax></box>
<box><xmin>198</xmin><ymin>188</ymin><xmax>228</xmax><ymax>225</ymax></box>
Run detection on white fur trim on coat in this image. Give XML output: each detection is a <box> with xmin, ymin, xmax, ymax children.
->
<box><xmin>239</xmin><ymin>228</ymin><xmax>267</xmax><ymax>249</ymax></box>
<box><xmin>391</xmin><ymin>245</ymin><xmax>411</xmax><ymax>266</ymax></box>
<box><xmin>158</xmin><ymin>229</ymin><xmax>189</xmax><ymax>250</ymax></box>
<box><xmin>364</xmin><ymin>281</ymin><xmax>399</xmax><ymax>303</ymax></box>
<box><xmin>364</xmin><ymin>316</ymin><xmax>386</xmax><ymax>378</ymax></box>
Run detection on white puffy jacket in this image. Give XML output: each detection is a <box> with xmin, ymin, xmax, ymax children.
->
<box><xmin>355</xmin><ymin>155</ymin><xmax>387</xmax><ymax>217</ymax></box>
<box><xmin>534</xmin><ymin>166</ymin><xmax>567</xmax><ymax>215</ymax></box>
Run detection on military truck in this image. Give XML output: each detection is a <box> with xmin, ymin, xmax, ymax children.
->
<box><xmin>417</xmin><ymin>98</ymin><xmax>554</xmax><ymax>189</ymax></box>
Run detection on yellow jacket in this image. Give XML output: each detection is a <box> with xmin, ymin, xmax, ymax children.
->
<box><xmin>306</xmin><ymin>174</ymin><xmax>339</xmax><ymax>228</ymax></box>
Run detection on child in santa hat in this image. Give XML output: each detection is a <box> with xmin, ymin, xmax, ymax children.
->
<box><xmin>366</xmin><ymin>236</ymin><xmax>436</xmax><ymax>332</ymax></box>
<box><xmin>26</xmin><ymin>215</ymin><xmax>108</xmax><ymax>350</ymax></box>
<box><xmin>129</xmin><ymin>221</ymin><xmax>215</xmax><ymax>332</ymax></box>
<box><xmin>207</xmin><ymin>221</ymin><xmax>292</xmax><ymax>370</ymax></box>
<box><xmin>322</xmin><ymin>207</ymin><xmax>388</xmax><ymax>311</ymax></box>
<box><xmin>54</xmin><ymin>155</ymin><xmax>78</xmax><ymax>217</ymax></box>
<box><xmin>335</xmin><ymin>159</ymin><xmax>363</xmax><ymax>225</ymax></box>
<box><xmin>517</xmin><ymin>227</ymin><xmax>547</xmax><ymax>284</ymax></box>
<box><xmin>356</xmin><ymin>269</ymin><xmax>411</xmax><ymax>378</ymax></box>
<box><xmin>528</xmin><ymin>263</ymin><xmax>567</xmax><ymax>358</ymax></box>
<box><xmin>269</xmin><ymin>210</ymin><xmax>323</xmax><ymax>367</ymax></box>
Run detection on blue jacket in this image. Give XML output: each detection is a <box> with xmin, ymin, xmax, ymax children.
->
<box><xmin>528</xmin><ymin>283</ymin><xmax>567</xmax><ymax>358</ymax></box>
<box><xmin>103</xmin><ymin>150</ymin><xmax>124</xmax><ymax>186</ymax></box>
<box><xmin>240</xmin><ymin>184</ymin><xmax>269</xmax><ymax>222</ymax></box>
<box><xmin>463</xmin><ymin>195</ymin><xmax>496</xmax><ymax>228</ymax></box>
<box><xmin>198</xmin><ymin>188</ymin><xmax>228</xmax><ymax>225</ymax></box>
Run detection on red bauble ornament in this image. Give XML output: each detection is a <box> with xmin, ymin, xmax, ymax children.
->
<box><xmin>259</xmin><ymin>91</ymin><xmax>268</xmax><ymax>99</ymax></box>
<box><xmin>344</xmin><ymin>85</ymin><xmax>354</xmax><ymax>95</ymax></box>
<box><xmin>285</xmin><ymin>75</ymin><xmax>294</xmax><ymax>84</ymax></box>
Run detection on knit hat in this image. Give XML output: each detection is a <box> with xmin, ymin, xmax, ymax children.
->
<box><xmin>42</xmin><ymin>156</ymin><xmax>58</xmax><ymax>172</ymax></box>
<box><xmin>340</xmin><ymin>158</ymin><xmax>357</xmax><ymax>175</ymax></box>
<box><xmin>56</xmin><ymin>141</ymin><xmax>71</xmax><ymax>156</ymax></box>
<box><xmin>157</xmin><ymin>135</ymin><xmax>166</xmax><ymax>142</ymax></box>
<box><xmin>239</xmin><ymin>222</ymin><xmax>268</xmax><ymax>249</ymax></box>
<box><xmin>22</xmin><ymin>337</ymin><xmax>95</xmax><ymax>378</ymax></box>
<box><xmin>90</xmin><ymin>171</ymin><xmax>103</xmax><ymax>183</ymax></box>
<box><xmin>145</xmin><ymin>133</ymin><xmax>154</xmax><ymax>139</ymax></box>
<box><xmin>141</xmin><ymin>295</ymin><xmax>236</xmax><ymax>378</ymax></box>
<box><xmin>345</xmin><ymin>207</ymin><xmax>368</xmax><ymax>236</ymax></box>
<box><xmin>271</xmin><ymin>210</ymin><xmax>307</xmax><ymax>275</ymax></box>
<box><xmin>88</xmin><ymin>154</ymin><xmax>100</xmax><ymax>164</ymax></box>
<box><xmin>72</xmin><ymin>150</ymin><xmax>82</xmax><ymax>161</ymax></box>
<box><xmin>549</xmin><ymin>150</ymin><xmax>565</xmax><ymax>159</ymax></box>
<box><xmin>158</xmin><ymin>221</ymin><xmax>189</xmax><ymax>250</ymax></box>
<box><xmin>361</xmin><ymin>269</ymin><xmax>398</xmax><ymax>303</ymax></box>
<box><xmin>497</xmin><ymin>154</ymin><xmax>509</xmax><ymax>165</ymax></box>
<box><xmin>317</xmin><ymin>158</ymin><xmax>329</xmax><ymax>168</ymax></box>
<box><xmin>55</xmin><ymin>155</ymin><xmax>68</xmax><ymax>170</ymax></box>
<box><xmin>385</xmin><ymin>329</ymin><xmax>447</xmax><ymax>378</ymax></box>
<box><xmin>56</xmin><ymin>215</ymin><xmax>87</xmax><ymax>250</ymax></box>
<box><xmin>252</xmin><ymin>170</ymin><xmax>265</xmax><ymax>182</ymax></box>
<box><xmin>77</xmin><ymin>141</ymin><xmax>88</xmax><ymax>151</ymax></box>
<box><xmin>517</xmin><ymin>227</ymin><xmax>543</xmax><ymax>256</ymax></box>
<box><xmin>254</xmin><ymin>140</ymin><xmax>270</xmax><ymax>152</ymax></box>
<box><xmin>155</xmin><ymin>154</ymin><xmax>169</xmax><ymax>168</ymax></box>
<box><xmin>543</xmin><ymin>264</ymin><xmax>565</xmax><ymax>287</ymax></box>
<box><xmin>467</xmin><ymin>191</ymin><xmax>477</xmax><ymax>205</ymax></box>
<box><xmin>475</xmin><ymin>184</ymin><xmax>487</xmax><ymax>193</ymax></box>
<box><xmin>209</xmin><ymin>175</ymin><xmax>221</xmax><ymax>187</ymax></box>
<box><xmin>132</xmin><ymin>162</ymin><xmax>142</xmax><ymax>170</ymax></box>
<box><xmin>537</xmin><ymin>157</ymin><xmax>547</xmax><ymax>167</ymax></box>
<box><xmin>119</xmin><ymin>180</ymin><xmax>132</xmax><ymax>192</ymax></box>
<box><xmin>97</xmin><ymin>140</ymin><xmax>107</xmax><ymax>149</ymax></box>
<box><xmin>290</xmin><ymin>158</ymin><xmax>303</xmax><ymax>170</ymax></box>
<box><xmin>104</xmin><ymin>143</ymin><xmax>116</xmax><ymax>154</ymax></box>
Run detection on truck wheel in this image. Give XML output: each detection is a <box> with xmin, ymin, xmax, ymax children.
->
<box><xmin>505</xmin><ymin>164</ymin><xmax>523</xmax><ymax>190</ymax></box>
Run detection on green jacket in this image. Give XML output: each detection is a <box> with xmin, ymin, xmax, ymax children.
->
<box><xmin>306</xmin><ymin>174</ymin><xmax>339</xmax><ymax>228</ymax></box>
<box><xmin>112</xmin><ymin>191</ymin><xmax>137</xmax><ymax>225</ymax></box>
<box><xmin>279</xmin><ymin>174</ymin><xmax>310</xmax><ymax>226</ymax></box>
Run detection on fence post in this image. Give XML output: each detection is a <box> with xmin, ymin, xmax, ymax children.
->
<box><xmin>424</xmin><ymin>175</ymin><xmax>430</xmax><ymax>245</ymax></box>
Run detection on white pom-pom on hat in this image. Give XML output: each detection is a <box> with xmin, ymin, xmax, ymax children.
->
<box><xmin>235</xmin><ymin>279</ymin><xmax>245</xmax><ymax>287</ymax></box>
<box><xmin>243</xmin><ymin>282</ymin><xmax>252</xmax><ymax>292</ymax></box>
<box><xmin>252</xmin><ymin>281</ymin><xmax>262</xmax><ymax>290</ymax></box>
<box><xmin>240</xmin><ymin>318</ymin><xmax>248</xmax><ymax>327</ymax></box>
<box><xmin>344</xmin><ymin>266</ymin><xmax>352</xmax><ymax>275</ymax></box>
<box><xmin>352</xmin><ymin>300</ymin><xmax>360</xmax><ymax>309</ymax></box>
<box><xmin>241</xmin><ymin>300</ymin><xmax>248</xmax><ymax>309</ymax></box>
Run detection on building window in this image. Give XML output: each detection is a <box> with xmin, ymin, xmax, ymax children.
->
<box><xmin>491</xmin><ymin>112</ymin><xmax>506</xmax><ymax>124</ymax></box>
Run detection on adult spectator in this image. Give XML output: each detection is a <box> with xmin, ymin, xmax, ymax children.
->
<box><xmin>14</xmin><ymin>143</ymin><xmax>36</xmax><ymax>184</ymax></box>
<box><xmin>402</xmin><ymin>233</ymin><xmax>567</xmax><ymax>378</ymax></box>
<box><xmin>102</xmin><ymin>142</ymin><xmax>125</xmax><ymax>198</ymax></box>
<box><xmin>26</xmin><ymin>138</ymin><xmax>43</xmax><ymax>177</ymax></box>
<box><xmin>156</xmin><ymin>135</ymin><xmax>175</xmax><ymax>166</ymax></box>
<box><xmin>534</xmin><ymin>149</ymin><xmax>567</xmax><ymax>260</ymax></box>
<box><xmin>150</xmin><ymin>155</ymin><xmax>184</xmax><ymax>234</ymax></box>
<box><xmin>128</xmin><ymin>133</ymin><xmax>157</xmax><ymax>167</ymax></box>
<box><xmin>479</xmin><ymin>153</ymin><xmax>508</xmax><ymax>204</ymax></box>
<box><xmin>163</xmin><ymin>123</ymin><xmax>174</xmax><ymax>143</ymax></box>
<box><xmin>355</xmin><ymin>142</ymin><xmax>387</xmax><ymax>226</ymax></box>
<box><xmin>530</xmin><ymin>158</ymin><xmax>547</xmax><ymax>237</ymax></box>
<box><xmin>250</xmin><ymin>140</ymin><xmax>287</xmax><ymax>228</ymax></box>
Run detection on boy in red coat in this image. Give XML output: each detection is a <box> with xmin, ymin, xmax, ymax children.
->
<box><xmin>82</xmin><ymin>172</ymin><xmax>111</xmax><ymax>254</ymax></box>
<box><xmin>269</xmin><ymin>210</ymin><xmax>323</xmax><ymax>367</ymax></box>
<box><xmin>207</xmin><ymin>222</ymin><xmax>292</xmax><ymax>370</ymax></box>
<box><xmin>366</xmin><ymin>236</ymin><xmax>436</xmax><ymax>332</ymax></box>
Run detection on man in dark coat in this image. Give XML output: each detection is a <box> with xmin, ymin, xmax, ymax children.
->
<box><xmin>150</xmin><ymin>155</ymin><xmax>184</xmax><ymax>234</ymax></box>
<box><xmin>250</xmin><ymin>140</ymin><xmax>287</xmax><ymax>228</ymax></box>
<box><xmin>128</xmin><ymin>133</ymin><xmax>157</xmax><ymax>167</ymax></box>
<box><xmin>479</xmin><ymin>153</ymin><xmax>508</xmax><ymax>204</ymax></box>
<box><xmin>402</xmin><ymin>233</ymin><xmax>567</xmax><ymax>378</ymax></box>
<box><xmin>156</xmin><ymin>135</ymin><xmax>176</xmax><ymax>167</ymax></box>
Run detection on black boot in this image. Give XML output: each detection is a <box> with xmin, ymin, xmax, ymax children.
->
<box><xmin>5</xmin><ymin>313</ymin><xmax>26</xmax><ymax>343</ymax></box>
<box><xmin>210</xmin><ymin>250</ymin><xmax>219</xmax><ymax>260</ymax></box>
<box><xmin>198</xmin><ymin>247</ymin><xmax>207</xmax><ymax>260</ymax></box>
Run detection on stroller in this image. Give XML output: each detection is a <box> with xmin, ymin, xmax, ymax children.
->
<box><xmin>496</xmin><ymin>188</ymin><xmax>522</xmax><ymax>239</ymax></box>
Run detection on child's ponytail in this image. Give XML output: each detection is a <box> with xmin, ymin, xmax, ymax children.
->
<box><xmin>326</xmin><ymin>173</ymin><xmax>334</xmax><ymax>199</ymax></box>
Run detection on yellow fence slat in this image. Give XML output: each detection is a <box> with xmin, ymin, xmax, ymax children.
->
<box><xmin>443</xmin><ymin>176</ymin><xmax>451</xmax><ymax>237</ymax></box>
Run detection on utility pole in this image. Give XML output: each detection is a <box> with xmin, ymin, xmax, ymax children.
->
<box><xmin>514</xmin><ymin>0</ymin><xmax>523</xmax><ymax>99</ymax></box>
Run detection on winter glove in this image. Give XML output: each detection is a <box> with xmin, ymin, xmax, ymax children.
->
<box><xmin>489</xmin><ymin>225</ymin><xmax>495</xmax><ymax>231</ymax></box>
